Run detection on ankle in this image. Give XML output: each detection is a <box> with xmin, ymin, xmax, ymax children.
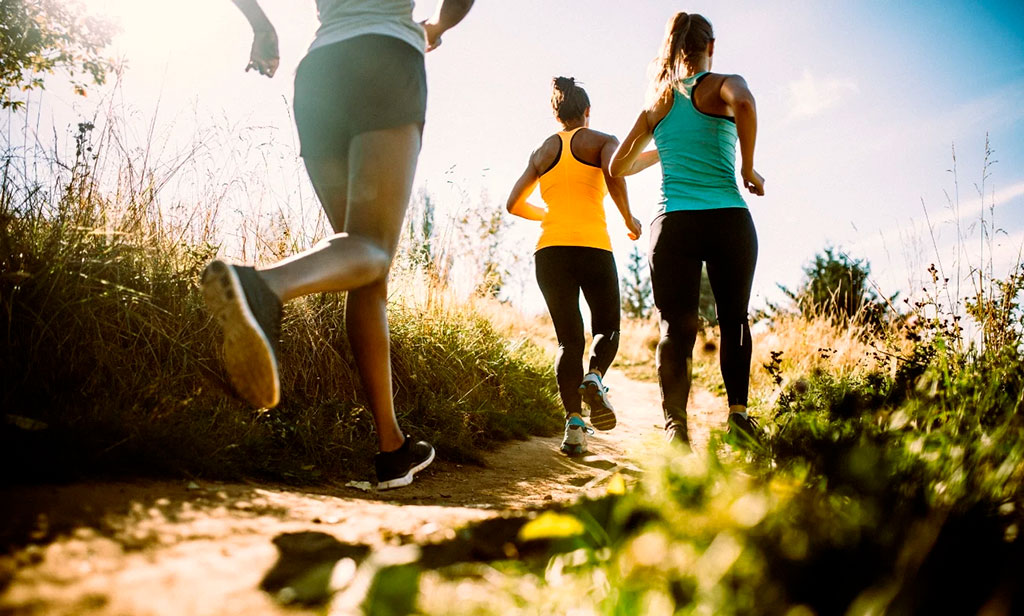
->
<box><xmin>379</xmin><ymin>432</ymin><xmax>406</xmax><ymax>453</ymax></box>
<box><xmin>729</xmin><ymin>404</ymin><xmax>747</xmax><ymax>417</ymax></box>
<box><xmin>255</xmin><ymin>268</ymin><xmax>287</xmax><ymax>304</ymax></box>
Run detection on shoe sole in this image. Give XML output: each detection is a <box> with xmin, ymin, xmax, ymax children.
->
<box><xmin>581</xmin><ymin>382</ymin><xmax>616</xmax><ymax>431</ymax></box>
<box><xmin>201</xmin><ymin>260</ymin><xmax>280</xmax><ymax>409</ymax></box>
<box><xmin>560</xmin><ymin>443</ymin><xmax>586</xmax><ymax>456</ymax></box>
<box><xmin>377</xmin><ymin>447</ymin><xmax>436</xmax><ymax>490</ymax></box>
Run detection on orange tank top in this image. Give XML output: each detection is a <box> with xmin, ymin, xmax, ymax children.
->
<box><xmin>536</xmin><ymin>128</ymin><xmax>612</xmax><ymax>252</ymax></box>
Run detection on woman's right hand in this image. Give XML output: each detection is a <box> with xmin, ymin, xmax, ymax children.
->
<box><xmin>626</xmin><ymin>215</ymin><xmax>643</xmax><ymax>240</ymax></box>
<box><xmin>742</xmin><ymin>167</ymin><xmax>765</xmax><ymax>196</ymax></box>
<box><xmin>421</xmin><ymin>20</ymin><xmax>444</xmax><ymax>51</ymax></box>
<box><xmin>246</xmin><ymin>28</ymin><xmax>279</xmax><ymax>77</ymax></box>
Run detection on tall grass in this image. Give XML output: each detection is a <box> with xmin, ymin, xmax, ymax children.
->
<box><xmin>0</xmin><ymin>107</ymin><xmax>561</xmax><ymax>484</ymax></box>
<box><xmin>375</xmin><ymin>144</ymin><xmax>1024</xmax><ymax>615</ymax></box>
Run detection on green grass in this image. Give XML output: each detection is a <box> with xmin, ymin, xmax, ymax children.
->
<box><xmin>408</xmin><ymin>283</ymin><xmax>1024</xmax><ymax>614</ymax></box>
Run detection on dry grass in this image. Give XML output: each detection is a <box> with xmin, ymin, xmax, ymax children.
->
<box><xmin>0</xmin><ymin>111</ymin><xmax>561</xmax><ymax>484</ymax></box>
<box><xmin>612</xmin><ymin>315</ymin><xmax>660</xmax><ymax>381</ymax></box>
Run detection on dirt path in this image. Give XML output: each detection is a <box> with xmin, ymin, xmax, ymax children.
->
<box><xmin>0</xmin><ymin>371</ymin><xmax>726</xmax><ymax>615</ymax></box>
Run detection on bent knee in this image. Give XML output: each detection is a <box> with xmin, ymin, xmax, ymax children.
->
<box><xmin>324</xmin><ymin>233</ymin><xmax>392</xmax><ymax>281</ymax></box>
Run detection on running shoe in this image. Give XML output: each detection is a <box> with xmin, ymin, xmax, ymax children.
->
<box><xmin>579</xmin><ymin>372</ymin><xmax>616</xmax><ymax>431</ymax></box>
<box><xmin>560</xmin><ymin>415</ymin><xmax>592</xmax><ymax>456</ymax></box>
<box><xmin>375</xmin><ymin>437</ymin><xmax>435</xmax><ymax>490</ymax></box>
<box><xmin>665</xmin><ymin>422</ymin><xmax>690</xmax><ymax>446</ymax></box>
<box><xmin>726</xmin><ymin>412</ymin><xmax>763</xmax><ymax>448</ymax></box>
<box><xmin>201</xmin><ymin>259</ymin><xmax>282</xmax><ymax>409</ymax></box>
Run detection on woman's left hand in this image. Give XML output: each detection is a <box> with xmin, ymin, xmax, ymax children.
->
<box><xmin>742</xmin><ymin>167</ymin><xmax>765</xmax><ymax>196</ymax></box>
<box><xmin>246</xmin><ymin>28</ymin><xmax>279</xmax><ymax>77</ymax></box>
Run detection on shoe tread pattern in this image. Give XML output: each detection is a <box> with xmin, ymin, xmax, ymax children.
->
<box><xmin>201</xmin><ymin>260</ymin><xmax>279</xmax><ymax>408</ymax></box>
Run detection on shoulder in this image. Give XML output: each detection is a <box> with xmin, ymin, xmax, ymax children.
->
<box><xmin>645</xmin><ymin>87</ymin><xmax>675</xmax><ymax>128</ymax></box>
<box><xmin>717</xmin><ymin>73</ymin><xmax>750</xmax><ymax>92</ymax></box>
<box><xmin>530</xmin><ymin>134</ymin><xmax>562</xmax><ymax>170</ymax></box>
<box><xmin>580</xmin><ymin>128</ymin><xmax>619</xmax><ymax>146</ymax></box>
<box><xmin>717</xmin><ymin>74</ymin><xmax>754</xmax><ymax>102</ymax></box>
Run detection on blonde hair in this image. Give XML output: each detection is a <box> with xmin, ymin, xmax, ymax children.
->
<box><xmin>646</xmin><ymin>12</ymin><xmax>714</xmax><ymax>105</ymax></box>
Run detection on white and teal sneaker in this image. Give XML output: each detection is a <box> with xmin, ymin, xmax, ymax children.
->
<box><xmin>560</xmin><ymin>415</ymin><xmax>592</xmax><ymax>456</ymax></box>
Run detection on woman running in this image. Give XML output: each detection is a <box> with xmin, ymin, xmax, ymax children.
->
<box><xmin>202</xmin><ymin>0</ymin><xmax>473</xmax><ymax>489</ymax></box>
<box><xmin>506</xmin><ymin>77</ymin><xmax>643</xmax><ymax>455</ymax></box>
<box><xmin>610</xmin><ymin>12</ymin><xmax>765</xmax><ymax>446</ymax></box>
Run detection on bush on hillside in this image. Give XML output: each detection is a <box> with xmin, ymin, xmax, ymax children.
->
<box><xmin>0</xmin><ymin>125</ymin><xmax>561</xmax><ymax>484</ymax></box>
<box><xmin>777</xmin><ymin>245</ymin><xmax>894</xmax><ymax>330</ymax></box>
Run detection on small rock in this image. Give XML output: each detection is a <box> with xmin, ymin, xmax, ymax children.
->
<box><xmin>544</xmin><ymin>494</ymin><xmax>553</xmax><ymax>501</ymax></box>
<box><xmin>344</xmin><ymin>481</ymin><xmax>374</xmax><ymax>492</ymax></box>
<box><xmin>186</xmin><ymin>481</ymin><xmax>201</xmax><ymax>491</ymax></box>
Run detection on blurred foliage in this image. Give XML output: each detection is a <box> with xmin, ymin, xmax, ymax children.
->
<box><xmin>777</xmin><ymin>245</ymin><xmax>894</xmax><ymax>331</ymax></box>
<box><xmin>621</xmin><ymin>246</ymin><xmax>652</xmax><ymax>320</ymax></box>
<box><xmin>416</xmin><ymin>253</ymin><xmax>1024</xmax><ymax>614</ymax></box>
<box><xmin>0</xmin><ymin>0</ymin><xmax>117</xmax><ymax>109</ymax></box>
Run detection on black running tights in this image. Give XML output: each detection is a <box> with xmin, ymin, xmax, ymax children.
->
<box><xmin>535</xmin><ymin>246</ymin><xmax>620</xmax><ymax>417</ymax></box>
<box><xmin>649</xmin><ymin>208</ymin><xmax>757</xmax><ymax>432</ymax></box>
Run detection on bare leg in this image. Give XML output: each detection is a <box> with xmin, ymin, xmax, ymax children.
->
<box><xmin>258</xmin><ymin>154</ymin><xmax>390</xmax><ymax>302</ymax></box>
<box><xmin>258</xmin><ymin>125</ymin><xmax>421</xmax><ymax>453</ymax></box>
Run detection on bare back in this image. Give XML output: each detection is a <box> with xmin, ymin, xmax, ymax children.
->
<box><xmin>530</xmin><ymin>128</ymin><xmax>616</xmax><ymax>175</ymax></box>
<box><xmin>647</xmin><ymin>72</ymin><xmax>736</xmax><ymax>128</ymax></box>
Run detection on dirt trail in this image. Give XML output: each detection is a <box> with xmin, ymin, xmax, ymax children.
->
<box><xmin>0</xmin><ymin>371</ymin><xmax>727</xmax><ymax>615</ymax></box>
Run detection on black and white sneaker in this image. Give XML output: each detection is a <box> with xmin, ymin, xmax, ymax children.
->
<box><xmin>201</xmin><ymin>259</ymin><xmax>282</xmax><ymax>409</ymax></box>
<box><xmin>375</xmin><ymin>437</ymin><xmax>435</xmax><ymax>490</ymax></box>
<box><xmin>579</xmin><ymin>372</ymin><xmax>616</xmax><ymax>431</ymax></box>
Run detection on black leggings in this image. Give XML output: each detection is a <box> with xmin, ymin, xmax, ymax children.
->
<box><xmin>535</xmin><ymin>246</ymin><xmax>620</xmax><ymax>417</ymax></box>
<box><xmin>649</xmin><ymin>208</ymin><xmax>757</xmax><ymax>432</ymax></box>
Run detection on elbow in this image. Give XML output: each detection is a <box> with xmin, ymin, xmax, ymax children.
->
<box><xmin>608</xmin><ymin>161</ymin><xmax>626</xmax><ymax>178</ymax></box>
<box><xmin>506</xmin><ymin>199</ymin><xmax>517</xmax><ymax>214</ymax></box>
<box><xmin>734</xmin><ymin>98</ymin><xmax>756</xmax><ymax>117</ymax></box>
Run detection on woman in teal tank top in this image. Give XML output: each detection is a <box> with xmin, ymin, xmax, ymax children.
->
<box><xmin>610</xmin><ymin>12</ymin><xmax>765</xmax><ymax>447</ymax></box>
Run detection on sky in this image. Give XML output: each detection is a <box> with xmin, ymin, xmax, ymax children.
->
<box><xmin>12</xmin><ymin>0</ymin><xmax>1024</xmax><ymax>316</ymax></box>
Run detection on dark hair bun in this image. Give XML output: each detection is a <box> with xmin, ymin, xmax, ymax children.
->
<box><xmin>550</xmin><ymin>76</ymin><xmax>590</xmax><ymax>123</ymax></box>
<box><xmin>553</xmin><ymin>76</ymin><xmax>575</xmax><ymax>92</ymax></box>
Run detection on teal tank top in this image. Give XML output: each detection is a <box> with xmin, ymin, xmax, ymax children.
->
<box><xmin>653</xmin><ymin>72</ymin><xmax>747</xmax><ymax>213</ymax></box>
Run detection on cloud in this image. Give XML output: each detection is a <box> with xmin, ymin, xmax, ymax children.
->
<box><xmin>786</xmin><ymin>70</ymin><xmax>859</xmax><ymax>119</ymax></box>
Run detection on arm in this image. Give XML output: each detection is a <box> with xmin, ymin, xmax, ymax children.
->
<box><xmin>629</xmin><ymin>150</ymin><xmax>660</xmax><ymax>175</ymax></box>
<box><xmin>422</xmin><ymin>0</ymin><xmax>475</xmax><ymax>51</ymax></box>
<box><xmin>506</xmin><ymin>161</ymin><xmax>546</xmax><ymax>221</ymax></box>
<box><xmin>609</xmin><ymin>110</ymin><xmax>653</xmax><ymax>178</ymax></box>
<box><xmin>601</xmin><ymin>137</ymin><xmax>642</xmax><ymax>240</ymax></box>
<box><xmin>231</xmin><ymin>0</ymin><xmax>279</xmax><ymax>77</ymax></box>
<box><xmin>720</xmin><ymin>75</ymin><xmax>764</xmax><ymax>196</ymax></box>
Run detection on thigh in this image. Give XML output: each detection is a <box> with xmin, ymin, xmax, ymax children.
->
<box><xmin>705</xmin><ymin>209</ymin><xmax>758</xmax><ymax>321</ymax></box>
<box><xmin>579</xmin><ymin>249</ymin><xmax>620</xmax><ymax>333</ymax></box>
<box><xmin>304</xmin><ymin>158</ymin><xmax>349</xmax><ymax>233</ymax></box>
<box><xmin>344</xmin><ymin>124</ymin><xmax>422</xmax><ymax>256</ymax></box>
<box><xmin>649</xmin><ymin>213</ymin><xmax>703</xmax><ymax>320</ymax></box>
<box><xmin>536</xmin><ymin>248</ymin><xmax>585</xmax><ymax>345</ymax></box>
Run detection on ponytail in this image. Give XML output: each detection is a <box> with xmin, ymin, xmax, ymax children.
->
<box><xmin>648</xmin><ymin>12</ymin><xmax>714</xmax><ymax>103</ymax></box>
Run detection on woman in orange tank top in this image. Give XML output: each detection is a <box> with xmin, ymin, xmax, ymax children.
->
<box><xmin>506</xmin><ymin>77</ymin><xmax>642</xmax><ymax>456</ymax></box>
